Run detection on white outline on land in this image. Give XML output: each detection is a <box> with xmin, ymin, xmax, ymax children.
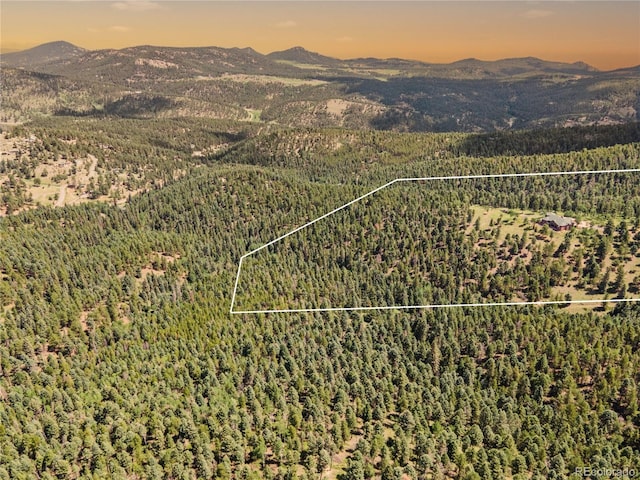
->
<box><xmin>230</xmin><ymin>168</ymin><xmax>640</xmax><ymax>314</ymax></box>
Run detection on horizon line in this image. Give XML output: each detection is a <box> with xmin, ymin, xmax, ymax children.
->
<box><xmin>4</xmin><ymin>40</ymin><xmax>640</xmax><ymax>71</ymax></box>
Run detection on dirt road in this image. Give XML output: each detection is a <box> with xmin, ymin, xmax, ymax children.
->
<box><xmin>87</xmin><ymin>154</ymin><xmax>97</xmax><ymax>178</ymax></box>
<box><xmin>55</xmin><ymin>184</ymin><xmax>66</xmax><ymax>207</ymax></box>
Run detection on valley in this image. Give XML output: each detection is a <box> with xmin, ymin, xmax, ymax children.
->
<box><xmin>1</xmin><ymin>42</ymin><xmax>638</xmax><ymax>131</ymax></box>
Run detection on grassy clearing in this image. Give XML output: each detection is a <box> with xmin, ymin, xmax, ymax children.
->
<box><xmin>468</xmin><ymin>205</ymin><xmax>640</xmax><ymax>312</ymax></box>
<box><xmin>27</xmin><ymin>182</ymin><xmax>59</xmax><ymax>206</ymax></box>
<box><xmin>273</xmin><ymin>60</ymin><xmax>328</xmax><ymax>71</ymax></box>
<box><xmin>470</xmin><ymin>205</ymin><xmax>540</xmax><ymax>240</ymax></box>
<box><xmin>220</xmin><ymin>73</ymin><xmax>328</xmax><ymax>86</ymax></box>
<box><xmin>244</xmin><ymin>108</ymin><xmax>262</xmax><ymax>122</ymax></box>
<box><xmin>364</xmin><ymin>68</ymin><xmax>401</xmax><ymax>76</ymax></box>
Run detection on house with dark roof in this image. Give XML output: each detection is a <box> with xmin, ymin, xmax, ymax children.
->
<box><xmin>540</xmin><ymin>213</ymin><xmax>576</xmax><ymax>231</ymax></box>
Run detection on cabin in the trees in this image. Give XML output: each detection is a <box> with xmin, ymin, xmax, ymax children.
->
<box><xmin>540</xmin><ymin>213</ymin><xmax>576</xmax><ymax>231</ymax></box>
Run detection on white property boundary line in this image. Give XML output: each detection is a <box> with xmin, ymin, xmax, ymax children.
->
<box><xmin>230</xmin><ymin>168</ymin><xmax>640</xmax><ymax>314</ymax></box>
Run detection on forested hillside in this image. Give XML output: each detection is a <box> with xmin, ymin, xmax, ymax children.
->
<box><xmin>1</xmin><ymin>120</ymin><xmax>639</xmax><ymax>479</ymax></box>
<box><xmin>235</xmin><ymin>173</ymin><xmax>640</xmax><ymax>312</ymax></box>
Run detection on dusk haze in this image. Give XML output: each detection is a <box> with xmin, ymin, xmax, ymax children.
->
<box><xmin>1</xmin><ymin>0</ymin><xmax>639</xmax><ymax>70</ymax></box>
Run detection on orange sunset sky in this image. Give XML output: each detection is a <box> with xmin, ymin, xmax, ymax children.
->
<box><xmin>1</xmin><ymin>1</ymin><xmax>638</xmax><ymax>70</ymax></box>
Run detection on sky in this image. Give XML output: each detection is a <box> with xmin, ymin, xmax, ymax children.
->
<box><xmin>1</xmin><ymin>1</ymin><xmax>638</xmax><ymax>70</ymax></box>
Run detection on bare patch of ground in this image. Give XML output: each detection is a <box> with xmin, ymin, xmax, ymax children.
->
<box><xmin>79</xmin><ymin>310</ymin><xmax>90</xmax><ymax>331</ymax></box>
<box><xmin>1</xmin><ymin>303</ymin><xmax>15</xmax><ymax>322</ymax></box>
<box><xmin>326</xmin><ymin>99</ymin><xmax>350</xmax><ymax>116</ymax></box>
<box><xmin>135</xmin><ymin>58</ymin><xmax>178</xmax><ymax>69</ymax></box>
<box><xmin>324</xmin><ymin>430</ymin><xmax>363</xmax><ymax>480</ymax></box>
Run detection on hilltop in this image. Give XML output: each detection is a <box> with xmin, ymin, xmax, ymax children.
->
<box><xmin>0</xmin><ymin>40</ymin><xmax>86</xmax><ymax>68</ymax></box>
<box><xmin>267</xmin><ymin>46</ymin><xmax>343</xmax><ymax>66</ymax></box>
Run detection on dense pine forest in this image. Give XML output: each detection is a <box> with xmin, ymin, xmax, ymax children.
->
<box><xmin>1</xmin><ymin>118</ymin><xmax>640</xmax><ymax>479</ymax></box>
<box><xmin>235</xmin><ymin>173</ymin><xmax>640</xmax><ymax>312</ymax></box>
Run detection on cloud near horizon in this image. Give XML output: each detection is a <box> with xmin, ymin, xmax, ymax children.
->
<box><xmin>275</xmin><ymin>20</ymin><xmax>297</xmax><ymax>28</ymax></box>
<box><xmin>111</xmin><ymin>1</ymin><xmax>162</xmax><ymax>12</ymax></box>
<box><xmin>86</xmin><ymin>26</ymin><xmax>132</xmax><ymax>34</ymax></box>
<box><xmin>521</xmin><ymin>9</ymin><xmax>554</xmax><ymax>20</ymax></box>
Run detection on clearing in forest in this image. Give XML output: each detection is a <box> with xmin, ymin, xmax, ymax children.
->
<box><xmin>231</xmin><ymin>170</ymin><xmax>640</xmax><ymax>314</ymax></box>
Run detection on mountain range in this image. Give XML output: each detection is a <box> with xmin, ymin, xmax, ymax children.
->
<box><xmin>2</xmin><ymin>41</ymin><xmax>638</xmax><ymax>132</ymax></box>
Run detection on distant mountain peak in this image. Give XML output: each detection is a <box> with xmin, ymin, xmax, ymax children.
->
<box><xmin>12</xmin><ymin>40</ymin><xmax>85</xmax><ymax>53</ymax></box>
<box><xmin>267</xmin><ymin>46</ymin><xmax>339</xmax><ymax>65</ymax></box>
<box><xmin>571</xmin><ymin>60</ymin><xmax>598</xmax><ymax>71</ymax></box>
<box><xmin>232</xmin><ymin>46</ymin><xmax>260</xmax><ymax>55</ymax></box>
<box><xmin>445</xmin><ymin>56</ymin><xmax>598</xmax><ymax>76</ymax></box>
<box><xmin>43</xmin><ymin>40</ymin><xmax>83</xmax><ymax>49</ymax></box>
<box><xmin>1</xmin><ymin>40</ymin><xmax>86</xmax><ymax>68</ymax></box>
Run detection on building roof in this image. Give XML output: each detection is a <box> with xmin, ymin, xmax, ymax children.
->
<box><xmin>541</xmin><ymin>213</ymin><xmax>575</xmax><ymax>227</ymax></box>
